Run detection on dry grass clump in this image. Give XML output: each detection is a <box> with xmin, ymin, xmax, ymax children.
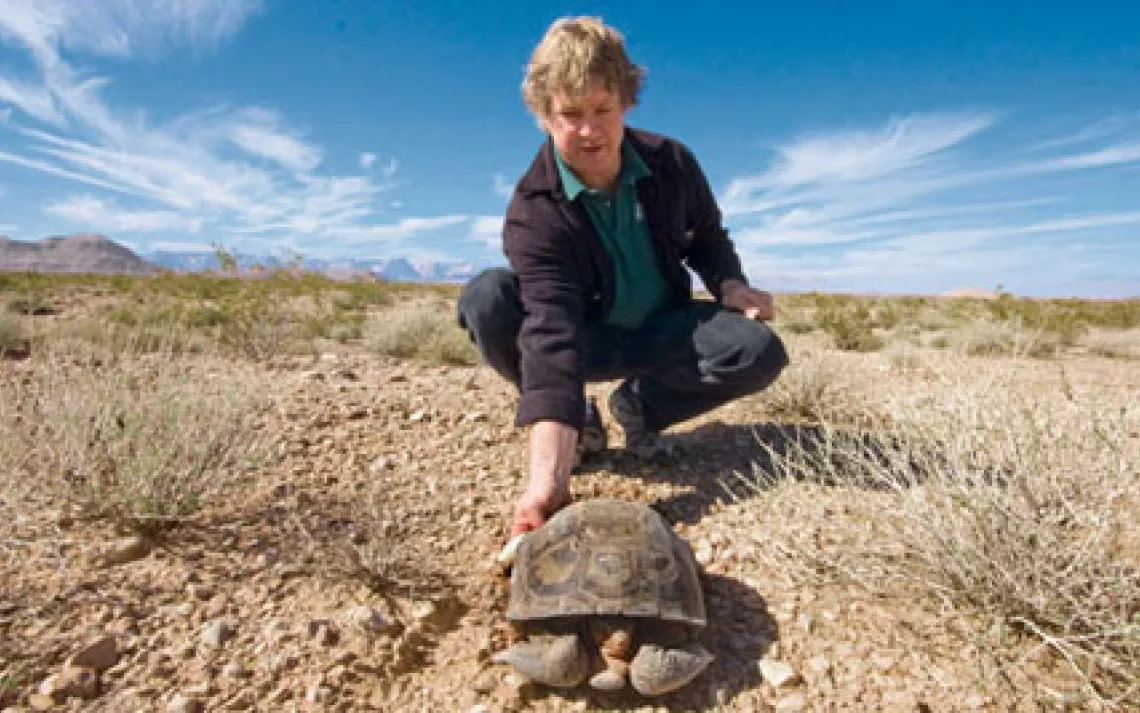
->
<box><xmin>1</xmin><ymin>340</ymin><xmax>270</xmax><ymax>530</ymax></box>
<box><xmin>947</xmin><ymin>318</ymin><xmax>1071</xmax><ymax>358</ymax></box>
<box><xmin>364</xmin><ymin>297</ymin><xmax>478</xmax><ymax>366</ymax></box>
<box><xmin>0</xmin><ymin>312</ymin><xmax>26</xmax><ymax>356</ymax></box>
<box><xmin>756</xmin><ymin>347</ymin><xmax>880</xmax><ymax>427</ymax></box>
<box><xmin>732</xmin><ymin>362</ymin><xmax>1140</xmax><ymax>705</ymax></box>
<box><xmin>1081</xmin><ymin>328</ymin><xmax>1140</xmax><ymax>360</ymax></box>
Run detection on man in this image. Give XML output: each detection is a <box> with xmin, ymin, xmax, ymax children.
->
<box><xmin>458</xmin><ymin>17</ymin><xmax>788</xmax><ymax>539</ymax></box>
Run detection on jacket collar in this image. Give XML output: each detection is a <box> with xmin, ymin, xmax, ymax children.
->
<box><xmin>517</xmin><ymin>127</ymin><xmax>666</xmax><ymax>198</ymax></box>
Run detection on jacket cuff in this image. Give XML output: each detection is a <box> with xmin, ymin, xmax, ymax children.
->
<box><xmin>515</xmin><ymin>388</ymin><xmax>586</xmax><ymax>430</ymax></box>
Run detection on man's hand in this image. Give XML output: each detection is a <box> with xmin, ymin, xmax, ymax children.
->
<box><xmin>511</xmin><ymin>486</ymin><xmax>573</xmax><ymax>539</ymax></box>
<box><xmin>509</xmin><ymin>420</ymin><xmax>578</xmax><ymax>538</ymax></box>
<box><xmin>721</xmin><ymin>279</ymin><xmax>775</xmax><ymax>321</ymax></box>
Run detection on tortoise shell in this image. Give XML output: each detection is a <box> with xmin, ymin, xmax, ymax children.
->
<box><xmin>507</xmin><ymin>499</ymin><xmax>706</xmax><ymax>627</ymax></box>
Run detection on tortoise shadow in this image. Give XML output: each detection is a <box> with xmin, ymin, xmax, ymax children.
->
<box><xmin>524</xmin><ymin>571</ymin><xmax>779</xmax><ymax>711</ymax></box>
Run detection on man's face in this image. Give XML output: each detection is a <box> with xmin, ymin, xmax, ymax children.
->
<box><xmin>544</xmin><ymin>81</ymin><xmax>627</xmax><ymax>190</ymax></box>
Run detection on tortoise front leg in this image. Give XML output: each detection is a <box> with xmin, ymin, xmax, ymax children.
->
<box><xmin>492</xmin><ymin>633</ymin><xmax>590</xmax><ymax>688</ymax></box>
<box><xmin>587</xmin><ymin>617</ymin><xmax>634</xmax><ymax>691</ymax></box>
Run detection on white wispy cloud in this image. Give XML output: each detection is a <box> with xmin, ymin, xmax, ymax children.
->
<box><xmin>0</xmin><ymin>76</ymin><xmax>65</xmax><ymax>126</ymax></box>
<box><xmin>470</xmin><ymin>215</ymin><xmax>504</xmax><ymax>250</ymax></box>
<box><xmin>45</xmin><ymin>194</ymin><xmax>204</xmax><ymax>233</ymax></box>
<box><xmin>225</xmin><ymin>109</ymin><xmax>321</xmax><ymax>173</ymax></box>
<box><xmin>493</xmin><ymin>172</ymin><xmax>514</xmax><ymax>199</ymax></box>
<box><xmin>0</xmin><ymin>1</ymin><xmax>479</xmax><ymax>260</ymax></box>
<box><xmin>723</xmin><ymin>110</ymin><xmax>1140</xmax><ymax>295</ymax></box>
<box><xmin>0</xmin><ymin>0</ymin><xmax>265</xmax><ymax>63</ymax></box>
<box><xmin>323</xmin><ymin>215</ymin><xmax>470</xmax><ymax>245</ymax></box>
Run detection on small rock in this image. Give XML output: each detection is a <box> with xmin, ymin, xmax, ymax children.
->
<box><xmin>102</xmin><ymin>536</ymin><xmax>149</xmax><ymax>566</ymax></box>
<box><xmin>758</xmin><ymin>660</ymin><xmax>801</xmax><ymax>689</ymax></box>
<box><xmin>166</xmin><ymin>693</ymin><xmax>205</xmax><ymax>713</ymax></box>
<box><xmin>305</xmin><ymin>683</ymin><xmax>331</xmax><ymax>704</ymax></box>
<box><xmin>462</xmin><ymin>411</ymin><xmax>487</xmax><ymax>423</ymax></box>
<box><xmin>694</xmin><ymin>542</ymin><xmax>714</xmax><ymax>567</ymax></box>
<box><xmin>308</xmin><ymin>619</ymin><xmax>340</xmax><ymax>646</ymax></box>
<box><xmin>411</xmin><ymin>600</ymin><xmax>438</xmax><ymax>624</ymax></box>
<box><xmin>798</xmin><ymin>612</ymin><xmax>814</xmax><ymax>633</ymax></box>
<box><xmin>221</xmin><ymin>662</ymin><xmax>249</xmax><ymax>679</ymax></box>
<box><xmin>346</xmin><ymin>605</ymin><xmax>397</xmax><ymax>634</ymax></box>
<box><xmin>28</xmin><ymin>693</ymin><xmax>56</xmax><ymax>711</ymax></box>
<box><xmin>409</xmin><ymin>409</ymin><xmax>428</xmax><ymax>422</ymax></box>
<box><xmin>200</xmin><ymin>619</ymin><xmax>234</xmax><ymax>648</ymax></box>
<box><xmin>40</xmin><ymin>665</ymin><xmax>100</xmax><ymax>701</ymax></box>
<box><xmin>70</xmin><ymin>634</ymin><xmax>119</xmax><ymax>671</ymax></box>
<box><xmin>774</xmin><ymin>692</ymin><xmax>808</xmax><ymax>712</ymax></box>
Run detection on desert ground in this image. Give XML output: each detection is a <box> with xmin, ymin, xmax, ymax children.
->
<box><xmin>1</xmin><ymin>271</ymin><xmax>1138</xmax><ymax>712</ymax></box>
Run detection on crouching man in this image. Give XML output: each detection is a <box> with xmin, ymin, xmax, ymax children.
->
<box><xmin>458</xmin><ymin>17</ymin><xmax>788</xmax><ymax>539</ymax></box>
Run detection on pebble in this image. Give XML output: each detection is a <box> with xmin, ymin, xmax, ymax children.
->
<box><xmin>102</xmin><ymin>535</ymin><xmax>150</xmax><ymax>566</ymax></box>
<box><xmin>758</xmin><ymin>660</ymin><xmax>801</xmax><ymax>689</ymax></box>
<box><xmin>70</xmin><ymin>634</ymin><xmax>119</xmax><ymax>670</ymax></box>
<box><xmin>200</xmin><ymin>618</ymin><xmax>234</xmax><ymax>648</ymax></box>
<box><xmin>346</xmin><ymin>604</ymin><xmax>395</xmax><ymax>633</ymax></box>
<box><xmin>166</xmin><ymin>693</ymin><xmax>205</xmax><ymax>713</ymax></box>
<box><xmin>774</xmin><ymin>692</ymin><xmax>808</xmax><ymax>712</ymax></box>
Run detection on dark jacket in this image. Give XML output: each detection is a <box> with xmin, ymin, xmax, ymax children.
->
<box><xmin>504</xmin><ymin>127</ymin><xmax>747</xmax><ymax>429</ymax></box>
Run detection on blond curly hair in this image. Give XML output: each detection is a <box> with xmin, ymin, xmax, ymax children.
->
<box><xmin>521</xmin><ymin>17</ymin><xmax>645</xmax><ymax>120</ymax></box>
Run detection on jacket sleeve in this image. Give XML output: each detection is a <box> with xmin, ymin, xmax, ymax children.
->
<box><xmin>676</xmin><ymin>143</ymin><xmax>748</xmax><ymax>301</ymax></box>
<box><xmin>502</xmin><ymin>207</ymin><xmax>588</xmax><ymax>430</ymax></box>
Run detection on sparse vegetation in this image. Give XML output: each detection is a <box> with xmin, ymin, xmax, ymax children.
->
<box><xmin>2</xmin><ymin>272</ymin><xmax>1139</xmax><ymax>707</ymax></box>
<box><xmin>364</xmin><ymin>296</ymin><xmax>479</xmax><ymax>366</ymax></box>
<box><xmin>1</xmin><ymin>340</ymin><xmax>270</xmax><ymax>530</ymax></box>
<box><xmin>731</xmin><ymin>358</ymin><xmax>1140</xmax><ymax>705</ymax></box>
<box><xmin>756</xmin><ymin>347</ymin><xmax>878</xmax><ymax>426</ymax></box>
<box><xmin>0</xmin><ymin>312</ymin><xmax>25</xmax><ymax>356</ymax></box>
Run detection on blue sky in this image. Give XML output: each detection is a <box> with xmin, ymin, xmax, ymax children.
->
<box><xmin>1</xmin><ymin>1</ymin><xmax>1138</xmax><ymax>297</ymax></box>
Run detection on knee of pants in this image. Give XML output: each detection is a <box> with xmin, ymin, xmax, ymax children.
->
<box><xmin>457</xmin><ymin>268</ymin><xmax>519</xmax><ymax>334</ymax></box>
<box><xmin>739</xmin><ymin>324</ymin><xmax>790</xmax><ymax>390</ymax></box>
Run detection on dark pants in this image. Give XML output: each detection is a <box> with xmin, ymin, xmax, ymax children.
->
<box><xmin>458</xmin><ymin>269</ymin><xmax>788</xmax><ymax>431</ymax></box>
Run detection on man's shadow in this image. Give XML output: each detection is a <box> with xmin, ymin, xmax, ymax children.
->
<box><xmin>578</xmin><ymin>419</ymin><xmax>969</xmax><ymax>526</ymax></box>
<box><xmin>525</xmin><ymin>571</ymin><xmax>778</xmax><ymax>711</ymax></box>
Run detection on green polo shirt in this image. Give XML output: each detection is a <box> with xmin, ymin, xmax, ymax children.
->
<box><xmin>555</xmin><ymin>141</ymin><xmax>669</xmax><ymax>329</ymax></box>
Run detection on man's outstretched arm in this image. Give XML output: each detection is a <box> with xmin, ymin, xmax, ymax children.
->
<box><xmin>510</xmin><ymin>420</ymin><xmax>578</xmax><ymax>538</ymax></box>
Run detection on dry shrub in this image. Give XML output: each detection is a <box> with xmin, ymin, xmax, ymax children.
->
<box><xmin>732</xmin><ymin>362</ymin><xmax>1140</xmax><ymax>705</ymax></box>
<box><xmin>43</xmin><ymin>318</ymin><xmax>212</xmax><ymax>357</ymax></box>
<box><xmin>757</xmin><ymin>348</ymin><xmax>878</xmax><ymax>426</ymax></box>
<box><xmin>364</xmin><ymin>298</ymin><xmax>478</xmax><ymax>366</ymax></box>
<box><xmin>1081</xmin><ymin>328</ymin><xmax>1140</xmax><ymax>360</ymax></box>
<box><xmin>2</xmin><ymin>341</ymin><xmax>270</xmax><ymax>529</ymax></box>
<box><xmin>950</xmin><ymin>319</ymin><xmax>1072</xmax><ymax>358</ymax></box>
<box><xmin>0</xmin><ymin>312</ymin><xmax>26</xmax><ymax>356</ymax></box>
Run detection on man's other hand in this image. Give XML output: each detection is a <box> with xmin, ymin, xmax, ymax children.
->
<box><xmin>721</xmin><ymin>279</ymin><xmax>775</xmax><ymax>321</ymax></box>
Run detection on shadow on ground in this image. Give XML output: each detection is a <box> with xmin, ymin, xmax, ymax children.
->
<box><xmin>577</xmin><ymin>419</ymin><xmax>956</xmax><ymax>526</ymax></box>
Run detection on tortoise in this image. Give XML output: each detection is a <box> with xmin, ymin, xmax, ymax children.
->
<box><xmin>493</xmin><ymin>499</ymin><xmax>713</xmax><ymax>695</ymax></box>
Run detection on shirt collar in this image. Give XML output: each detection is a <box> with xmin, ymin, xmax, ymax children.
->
<box><xmin>554</xmin><ymin>139</ymin><xmax>652</xmax><ymax>201</ymax></box>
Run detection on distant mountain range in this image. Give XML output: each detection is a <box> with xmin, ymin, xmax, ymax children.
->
<box><xmin>0</xmin><ymin>234</ymin><xmax>156</xmax><ymax>275</ymax></box>
<box><xmin>0</xmin><ymin>235</ymin><xmax>484</xmax><ymax>283</ymax></box>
